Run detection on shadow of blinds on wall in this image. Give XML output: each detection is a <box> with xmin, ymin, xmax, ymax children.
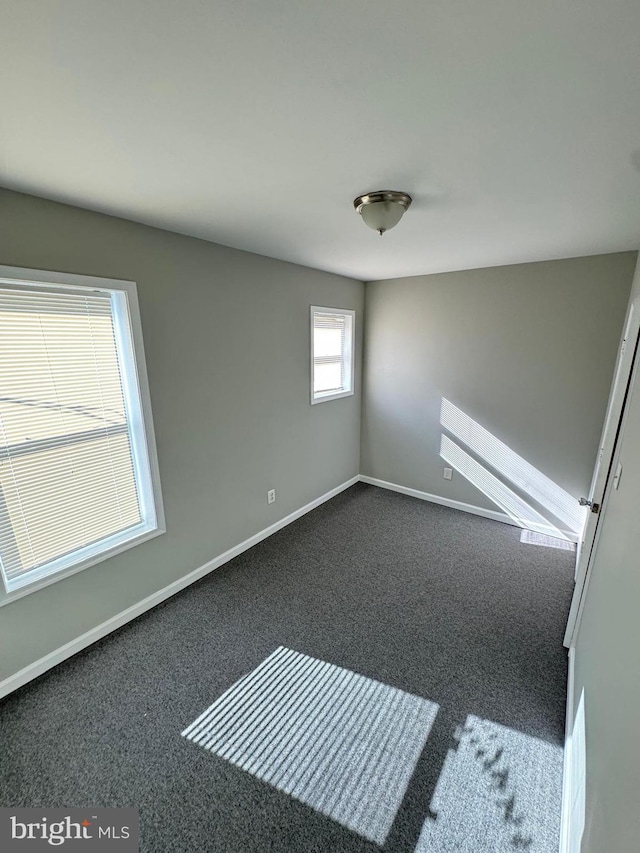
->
<box><xmin>440</xmin><ymin>398</ymin><xmax>585</xmax><ymax>540</ymax></box>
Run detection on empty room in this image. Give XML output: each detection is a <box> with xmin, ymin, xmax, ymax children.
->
<box><xmin>1</xmin><ymin>2</ymin><xmax>640</xmax><ymax>852</ymax></box>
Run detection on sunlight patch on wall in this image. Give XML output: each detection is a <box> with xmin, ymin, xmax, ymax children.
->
<box><xmin>441</xmin><ymin>398</ymin><xmax>585</xmax><ymax>535</ymax></box>
<box><xmin>440</xmin><ymin>435</ymin><xmax>569</xmax><ymax>540</ymax></box>
<box><xmin>416</xmin><ymin>715</ymin><xmax>563</xmax><ymax>853</ymax></box>
<box><xmin>182</xmin><ymin>646</ymin><xmax>438</xmax><ymax>845</ymax></box>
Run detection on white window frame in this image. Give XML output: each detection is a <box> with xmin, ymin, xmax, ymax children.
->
<box><xmin>0</xmin><ymin>265</ymin><xmax>165</xmax><ymax>606</ymax></box>
<box><xmin>310</xmin><ymin>306</ymin><xmax>356</xmax><ymax>405</ymax></box>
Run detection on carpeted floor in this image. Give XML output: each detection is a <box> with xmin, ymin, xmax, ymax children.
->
<box><xmin>0</xmin><ymin>483</ymin><xmax>574</xmax><ymax>852</ymax></box>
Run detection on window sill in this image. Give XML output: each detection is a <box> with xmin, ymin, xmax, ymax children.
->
<box><xmin>0</xmin><ymin>525</ymin><xmax>166</xmax><ymax>607</ymax></box>
<box><xmin>311</xmin><ymin>389</ymin><xmax>355</xmax><ymax>405</ymax></box>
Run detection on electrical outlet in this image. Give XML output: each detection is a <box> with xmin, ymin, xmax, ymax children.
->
<box><xmin>443</xmin><ymin>467</ymin><xmax>453</xmax><ymax>480</ymax></box>
<box><xmin>267</xmin><ymin>489</ymin><xmax>276</xmax><ymax>504</ymax></box>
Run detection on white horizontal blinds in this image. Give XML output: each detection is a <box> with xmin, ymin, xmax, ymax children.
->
<box><xmin>313</xmin><ymin>311</ymin><xmax>347</xmax><ymax>394</ymax></box>
<box><xmin>0</xmin><ymin>286</ymin><xmax>142</xmax><ymax>588</ymax></box>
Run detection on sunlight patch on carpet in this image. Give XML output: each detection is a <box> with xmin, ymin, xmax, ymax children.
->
<box><xmin>520</xmin><ymin>530</ymin><xmax>576</xmax><ymax>551</ymax></box>
<box><xmin>182</xmin><ymin>646</ymin><xmax>438</xmax><ymax>844</ymax></box>
<box><xmin>415</xmin><ymin>715</ymin><xmax>563</xmax><ymax>852</ymax></box>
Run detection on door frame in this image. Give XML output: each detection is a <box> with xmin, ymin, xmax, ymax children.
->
<box><xmin>564</xmin><ymin>292</ymin><xmax>640</xmax><ymax>647</ymax></box>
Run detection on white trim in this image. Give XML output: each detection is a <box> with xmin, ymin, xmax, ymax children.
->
<box><xmin>559</xmin><ymin>647</ymin><xmax>575</xmax><ymax>853</ymax></box>
<box><xmin>0</xmin><ymin>475</ymin><xmax>358</xmax><ymax>699</ymax></box>
<box><xmin>0</xmin><ymin>526</ymin><xmax>164</xmax><ymax>604</ymax></box>
<box><xmin>564</xmin><ymin>289</ymin><xmax>640</xmax><ymax>647</ymax></box>
<box><xmin>0</xmin><ymin>470</ymin><xmax>584</xmax><ymax>698</ymax></box>
<box><xmin>559</xmin><ymin>648</ymin><xmax>586</xmax><ymax>853</ymax></box>
<box><xmin>359</xmin><ymin>475</ymin><xmax>520</xmax><ymax>527</ymax></box>
<box><xmin>567</xmin><ymin>336</ymin><xmax>638</xmax><ymax>645</ymax></box>
<box><xmin>359</xmin><ymin>476</ymin><xmax>580</xmax><ymax>540</ymax></box>
<box><xmin>0</xmin><ymin>265</ymin><xmax>166</xmax><ymax>604</ymax></box>
<box><xmin>310</xmin><ymin>306</ymin><xmax>356</xmax><ymax>405</ymax></box>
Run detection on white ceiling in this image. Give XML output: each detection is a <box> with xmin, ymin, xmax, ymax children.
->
<box><xmin>2</xmin><ymin>0</ymin><xmax>640</xmax><ymax>281</ymax></box>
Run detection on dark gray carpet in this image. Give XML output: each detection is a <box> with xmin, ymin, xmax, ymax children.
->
<box><xmin>0</xmin><ymin>483</ymin><xmax>574</xmax><ymax>852</ymax></box>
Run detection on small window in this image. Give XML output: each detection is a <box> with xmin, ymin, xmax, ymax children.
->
<box><xmin>310</xmin><ymin>306</ymin><xmax>355</xmax><ymax>404</ymax></box>
<box><xmin>0</xmin><ymin>266</ymin><xmax>164</xmax><ymax>603</ymax></box>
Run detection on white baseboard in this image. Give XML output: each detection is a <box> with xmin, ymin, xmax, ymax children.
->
<box><xmin>0</xmin><ymin>472</ymin><xmax>574</xmax><ymax>699</ymax></box>
<box><xmin>358</xmin><ymin>475</ymin><xmax>518</xmax><ymax>527</ymax></box>
<box><xmin>0</xmin><ymin>475</ymin><xmax>359</xmax><ymax>700</ymax></box>
<box><xmin>359</xmin><ymin>475</ymin><xmax>580</xmax><ymax>542</ymax></box>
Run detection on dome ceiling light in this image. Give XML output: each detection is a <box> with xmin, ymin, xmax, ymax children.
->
<box><xmin>353</xmin><ymin>190</ymin><xmax>412</xmax><ymax>236</ymax></box>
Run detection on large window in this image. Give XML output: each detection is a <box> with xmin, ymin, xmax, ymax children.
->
<box><xmin>0</xmin><ymin>267</ymin><xmax>164</xmax><ymax>602</ymax></box>
<box><xmin>310</xmin><ymin>307</ymin><xmax>355</xmax><ymax>404</ymax></box>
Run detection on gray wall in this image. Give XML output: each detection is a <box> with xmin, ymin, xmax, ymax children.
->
<box><xmin>361</xmin><ymin>254</ymin><xmax>635</xmax><ymax>519</ymax></box>
<box><xmin>0</xmin><ymin>189</ymin><xmax>363</xmax><ymax>681</ymax></box>
<box><xmin>571</xmin><ymin>259</ymin><xmax>640</xmax><ymax>853</ymax></box>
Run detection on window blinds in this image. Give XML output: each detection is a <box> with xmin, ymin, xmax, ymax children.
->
<box><xmin>313</xmin><ymin>311</ymin><xmax>348</xmax><ymax>395</ymax></box>
<box><xmin>0</xmin><ymin>285</ymin><xmax>144</xmax><ymax>592</ymax></box>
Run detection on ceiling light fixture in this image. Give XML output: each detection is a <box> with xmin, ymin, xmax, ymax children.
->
<box><xmin>353</xmin><ymin>190</ymin><xmax>412</xmax><ymax>236</ymax></box>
